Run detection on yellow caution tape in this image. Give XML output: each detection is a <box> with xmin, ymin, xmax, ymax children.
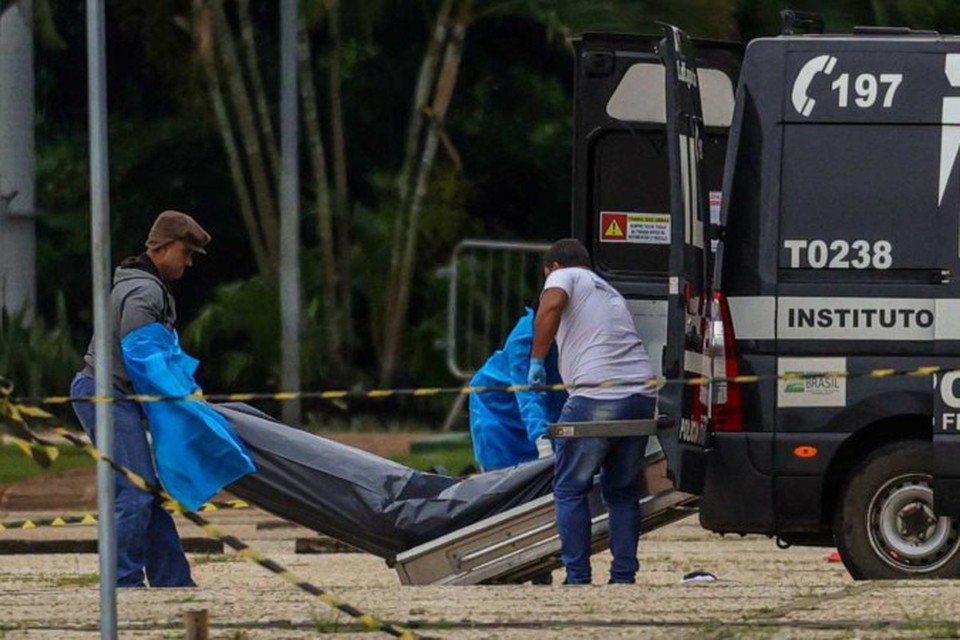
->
<box><xmin>0</xmin><ymin>394</ymin><xmax>60</xmax><ymax>467</ymax></box>
<box><xmin>4</xmin><ymin>365</ymin><xmax>951</xmax><ymax>409</ymax></box>
<box><xmin>0</xmin><ymin>389</ymin><xmax>430</xmax><ymax>640</ymax></box>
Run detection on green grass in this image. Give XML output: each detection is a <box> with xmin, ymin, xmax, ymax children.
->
<box><xmin>900</xmin><ymin>621</ymin><xmax>960</xmax><ymax>637</ymax></box>
<box><xmin>391</xmin><ymin>446</ymin><xmax>477</xmax><ymax>475</ymax></box>
<box><xmin>52</xmin><ymin>574</ymin><xmax>99</xmax><ymax>587</ymax></box>
<box><xmin>0</xmin><ymin>443</ymin><xmax>95</xmax><ymax>485</ymax></box>
<box><xmin>193</xmin><ymin>554</ymin><xmax>238</xmax><ymax>565</ymax></box>
<box><xmin>0</xmin><ymin>437</ymin><xmax>479</xmax><ymax>486</ymax></box>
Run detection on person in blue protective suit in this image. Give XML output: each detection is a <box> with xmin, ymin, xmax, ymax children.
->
<box><xmin>469</xmin><ymin>307</ymin><xmax>566</xmax><ymax>472</ymax></box>
<box><xmin>469</xmin><ymin>307</ymin><xmax>566</xmax><ymax>585</ymax></box>
<box><xmin>69</xmin><ymin>211</ymin><xmax>211</xmax><ymax>588</ymax></box>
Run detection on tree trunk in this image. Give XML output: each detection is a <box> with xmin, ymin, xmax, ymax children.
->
<box><xmin>297</xmin><ymin>13</ymin><xmax>345</xmax><ymax>375</ymax></box>
<box><xmin>395</xmin><ymin>0</ymin><xmax>453</xmax><ymax>205</ymax></box>
<box><xmin>237</xmin><ymin>0</ymin><xmax>280</xmax><ymax>182</ymax></box>
<box><xmin>0</xmin><ymin>0</ymin><xmax>36</xmax><ymax>315</ymax></box>
<box><xmin>193</xmin><ymin>0</ymin><xmax>271</xmax><ymax>278</ymax></box>
<box><xmin>384</xmin><ymin>0</ymin><xmax>453</xmax><ymax>330</ymax></box>
<box><xmin>211</xmin><ymin>0</ymin><xmax>280</xmax><ymax>267</ymax></box>
<box><xmin>379</xmin><ymin>0</ymin><xmax>469</xmax><ymax>386</ymax></box>
<box><xmin>325</xmin><ymin>0</ymin><xmax>354</xmax><ymax>360</ymax></box>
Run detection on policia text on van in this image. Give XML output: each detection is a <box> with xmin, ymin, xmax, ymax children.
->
<box><xmin>571</xmin><ymin>15</ymin><xmax>960</xmax><ymax>579</ymax></box>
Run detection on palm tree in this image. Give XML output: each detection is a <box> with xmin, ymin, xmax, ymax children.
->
<box><xmin>191</xmin><ymin>0</ymin><xmax>280</xmax><ymax>279</ymax></box>
<box><xmin>377</xmin><ymin>0</ymin><xmax>740</xmax><ymax>385</ymax></box>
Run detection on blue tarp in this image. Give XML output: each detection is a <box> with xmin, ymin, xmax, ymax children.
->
<box><xmin>469</xmin><ymin>308</ymin><xmax>566</xmax><ymax>470</ymax></box>
<box><xmin>121</xmin><ymin>323</ymin><xmax>256</xmax><ymax>511</ymax></box>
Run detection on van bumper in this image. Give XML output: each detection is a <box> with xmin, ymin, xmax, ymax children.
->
<box><xmin>698</xmin><ymin>433</ymin><xmax>776</xmax><ymax>534</ymax></box>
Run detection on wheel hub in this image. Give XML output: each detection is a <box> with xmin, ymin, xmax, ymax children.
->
<box><xmin>897</xmin><ymin>501</ymin><xmax>937</xmax><ymax>541</ymax></box>
<box><xmin>868</xmin><ymin>474</ymin><xmax>960</xmax><ymax>573</ymax></box>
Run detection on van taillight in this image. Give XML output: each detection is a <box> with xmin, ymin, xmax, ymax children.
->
<box><xmin>704</xmin><ymin>292</ymin><xmax>743</xmax><ymax>432</ymax></box>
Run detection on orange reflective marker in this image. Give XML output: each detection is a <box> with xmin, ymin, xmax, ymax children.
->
<box><xmin>793</xmin><ymin>445</ymin><xmax>818</xmax><ymax>459</ymax></box>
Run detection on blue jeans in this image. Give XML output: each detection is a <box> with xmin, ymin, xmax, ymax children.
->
<box><xmin>70</xmin><ymin>374</ymin><xmax>194</xmax><ymax>588</ymax></box>
<box><xmin>554</xmin><ymin>393</ymin><xmax>655</xmax><ymax>584</ymax></box>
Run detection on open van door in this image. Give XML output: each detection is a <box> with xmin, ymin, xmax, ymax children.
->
<box><xmin>657</xmin><ymin>25</ymin><xmax>714</xmax><ymax>492</ymax></box>
<box><xmin>571</xmin><ymin>27</ymin><xmax>739</xmax><ymax>490</ymax></box>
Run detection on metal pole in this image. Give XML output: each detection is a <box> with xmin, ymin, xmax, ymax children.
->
<box><xmin>280</xmin><ymin>0</ymin><xmax>302</xmax><ymax>425</ymax></box>
<box><xmin>87</xmin><ymin>0</ymin><xmax>116</xmax><ymax>636</ymax></box>
<box><xmin>87</xmin><ymin>0</ymin><xmax>117</xmax><ymax>640</ymax></box>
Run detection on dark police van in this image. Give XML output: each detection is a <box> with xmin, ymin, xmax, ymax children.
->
<box><xmin>573</xmin><ymin>17</ymin><xmax>960</xmax><ymax>579</ymax></box>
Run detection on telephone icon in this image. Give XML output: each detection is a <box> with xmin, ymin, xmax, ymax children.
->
<box><xmin>791</xmin><ymin>55</ymin><xmax>838</xmax><ymax>117</ymax></box>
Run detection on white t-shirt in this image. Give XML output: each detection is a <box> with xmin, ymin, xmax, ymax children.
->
<box><xmin>542</xmin><ymin>267</ymin><xmax>654</xmax><ymax>399</ymax></box>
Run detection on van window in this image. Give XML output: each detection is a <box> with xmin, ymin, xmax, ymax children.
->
<box><xmin>594</xmin><ymin>62</ymin><xmax>735</xmax><ymax>278</ymax></box>
<box><xmin>605</xmin><ymin>64</ymin><xmax>735</xmax><ymax>127</ymax></box>
<box><xmin>606</xmin><ymin>64</ymin><xmax>666</xmax><ymax>123</ymax></box>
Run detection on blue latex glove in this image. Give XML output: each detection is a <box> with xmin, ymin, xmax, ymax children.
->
<box><xmin>527</xmin><ymin>357</ymin><xmax>546</xmax><ymax>387</ymax></box>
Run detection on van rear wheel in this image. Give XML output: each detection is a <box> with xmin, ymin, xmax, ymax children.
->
<box><xmin>834</xmin><ymin>441</ymin><xmax>960</xmax><ymax>579</ymax></box>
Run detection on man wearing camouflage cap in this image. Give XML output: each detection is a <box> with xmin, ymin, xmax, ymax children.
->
<box><xmin>70</xmin><ymin>210</ymin><xmax>211</xmax><ymax>588</ymax></box>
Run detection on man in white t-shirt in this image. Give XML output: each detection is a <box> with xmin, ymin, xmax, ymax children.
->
<box><xmin>529</xmin><ymin>238</ymin><xmax>656</xmax><ymax>585</ymax></box>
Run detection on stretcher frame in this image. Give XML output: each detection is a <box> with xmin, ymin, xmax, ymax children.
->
<box><xmin>392</xmin><ymin>449</ymin><xmax>697</xmax><ymax>585</ymax></box>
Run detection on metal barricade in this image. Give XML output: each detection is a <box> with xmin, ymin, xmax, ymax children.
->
<box><xmin>444</xmin><ymin>240</ymin><xmax>551</xmax><ymax>380</ymax></box>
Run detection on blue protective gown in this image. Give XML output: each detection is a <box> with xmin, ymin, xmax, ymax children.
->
<box><xmin>121</xmin><ymin>323</ymin><xmax>257</xmax><ymax>511</ymax></box>
<box><xmin>468</xmin><ymin>308</ymin><xmax>566</xmax><ymax>471</ymax></box>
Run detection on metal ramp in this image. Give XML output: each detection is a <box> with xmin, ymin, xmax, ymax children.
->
<box><xmin>392</xmin><ymin>454</ymin><xmax>698</xmax><ymax>585</ymax></box>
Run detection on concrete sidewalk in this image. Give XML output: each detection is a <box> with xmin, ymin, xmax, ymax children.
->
<box><xmin>3</xmin><ymin>515</ymin><xmax>959</xmax><ymax>639</ymax></box>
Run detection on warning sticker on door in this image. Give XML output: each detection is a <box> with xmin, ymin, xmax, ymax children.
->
<box><xmin>709</xmin><ymin>191</ymin><xmax>722</xmax><ymax>225</ymax></box>
<box><xmin>599</xmin><ymin>212</ymin><xmax>671</xmax><ymax>244</ymax></box>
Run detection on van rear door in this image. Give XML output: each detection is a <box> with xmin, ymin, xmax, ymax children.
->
<box><xmin>658</xmin><ymin>26</ymin><xmax>714</xmax><ymax>492</ymax></box>
<box><xmin>571</xmin><ymin>27</ymin><xmax>740</xmax><ymax>488</ymax></box>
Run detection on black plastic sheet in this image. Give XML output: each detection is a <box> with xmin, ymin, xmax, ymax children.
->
<box><xmin>218</xmin><ymin>404</ymin><xmax>554</xmax><ymax>559</ymax></box>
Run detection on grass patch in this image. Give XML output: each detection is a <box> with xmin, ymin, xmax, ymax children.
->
<box><xmin>390</xmin><ymin>446</ymin><xmax>477</xmax><ymax>476</ymax></box>
<box><xmin>0</xmin><ymin>442</ymin><xmax>95</xmax><ymax>485</ymax></box>
<box><xmin>52</xmin><ymin>573</ymin><xmax>99</xmax><ymax>587</ymax></box>
<box><xmin>166</xmin><ymin>595</ymin><xmax>199</xmax><ymax>604</ymax></box>
<box><xmin>0</xmin><ymin>433</ymin><xmax>480</xmax><ymax>484</ymax></box>
<box><xmin>900</xmin><ymin>620</ymin><xmax>960</xmax><ymax>637</ymax></box>
<box><xmin>193</xmin><ymin>554</ymin><xmax>237</xmax><ymax>565</ymax></box>
<box><xmin>313</xmin><ymin>615</ymin><xmax>379</xmax><ymax>634</ymax></box>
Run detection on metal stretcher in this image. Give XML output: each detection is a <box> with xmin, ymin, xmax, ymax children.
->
<box><xmin>219</xmin><ymin>406</ymin><xmax>695</xmax><ymax>585</ymax></box>
<box><xmin>393</xmin><ymin>418</ymin><xmax>698</xmax><ymax>585</ymax></box>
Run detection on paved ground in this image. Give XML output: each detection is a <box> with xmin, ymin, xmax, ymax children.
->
<box><xmin>2</xmin><ymin>435</ymin><xmax>959</xmax><ymax>639</ymax></box>
<box><xmin>2</xmin><ymin>505</ymin><xmax>960</xmax><ymax>639</ymax></box>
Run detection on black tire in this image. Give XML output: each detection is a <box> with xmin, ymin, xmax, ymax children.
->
<box><xmin>834</xmin><ymin>440</ymin><xmax>960</xmax><ymax>580</ymax></box>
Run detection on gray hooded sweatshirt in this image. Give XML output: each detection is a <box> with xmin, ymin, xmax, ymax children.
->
<box><xmin>82</xmin><ymin>255</ymin><xmax>177</xmax><ymax>392</ymax></box>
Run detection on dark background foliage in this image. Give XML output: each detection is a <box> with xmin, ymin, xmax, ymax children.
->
<box><xmin>16</xmin><ymin>0</ymin><xmax>960</xmax><ymax>424</ymax></box>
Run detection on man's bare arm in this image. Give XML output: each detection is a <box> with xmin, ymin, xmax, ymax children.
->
<box><xmin>532</xmin><ymin>288</ymin><xmax>568</xmax><ymax>359</ymax></box>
